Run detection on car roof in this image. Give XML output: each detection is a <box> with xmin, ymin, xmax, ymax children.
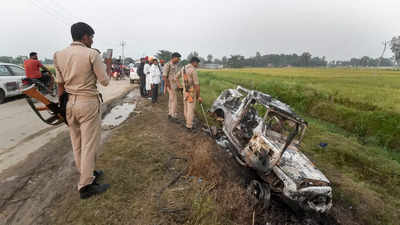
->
<box><xmin>234</xmin><ymin>86</ymin><xmax>306</xmax><ymax>124</ymax></box>
<box><xmin>0</xmin><ymin>62</ymin><xmax>22</xmax><ymax>66</ymax></box>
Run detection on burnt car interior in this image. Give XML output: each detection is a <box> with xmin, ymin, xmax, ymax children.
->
<box><xmin>221</xmin><ymin>90</ymin><xmax>243</xmax><ymax>112</ymax></box>
<box><xmin>233</xmin><ymin>103</ymin><xmax>260</xmax><ymax>146</ymax></box>
<box><xmin>232</xmin><ymin>98</ymin><xmax>300</xmax><ymax>154</ymax></box>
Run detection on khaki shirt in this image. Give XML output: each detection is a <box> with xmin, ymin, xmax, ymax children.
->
<box><xmin>162</xmin><ymin>61</ymin><xmax>178</xmax><ymax>89</ymax></box>
<box><xmin>177</xmin><ymin>64</ymin><xmax>199</xmax><ymax>93</ymax></box>
<box><xmin>53</xmin><ymin>42</ymin><xmax>110</xmax><ymax>96</ymax></box>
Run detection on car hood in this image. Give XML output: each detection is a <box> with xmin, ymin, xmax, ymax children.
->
<box><xmin>277</xmin><ymin>147</ymin><xmax>330</xmax><ymax>187</ymax></box>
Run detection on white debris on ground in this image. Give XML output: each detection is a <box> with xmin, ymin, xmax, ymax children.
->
<box><xmin>125</xmin><ymin>91</ymin><xmax>137</xmax><ymax>99</ymax></box>
<box><xmin>102</xmin><ymin>103</ymin><xmax>136</xmax><ymax>129</ymax></box>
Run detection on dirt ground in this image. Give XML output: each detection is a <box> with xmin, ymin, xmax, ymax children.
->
<box><xmin>0</xmin><ymin>88</ymin><xmax>361</xmax><ymax>225</ymax></box>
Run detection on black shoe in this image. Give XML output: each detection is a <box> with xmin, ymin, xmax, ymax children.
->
<box><xmin>172</xmin><ymin>117</ymin><xmax>180</xmax><ymax>124</ymax></box>
<box><xmin>80</xmin><ymin>183</ymin><xmax>110</xmax><ymax>199</ymax></box>
<box><xmin>186</xmin><ymin>127</ymin><xmax>197</xmax><ymax>133</ymax></box>
<box><xmin>93</xmin><ymin>170</ymin><xmax>104</xmax><ymax>184</ymax></box>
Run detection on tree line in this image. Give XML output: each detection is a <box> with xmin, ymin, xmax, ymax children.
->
<box><xmin>1</xmin><ymin>51</ymin><xmax>395</xmax><ymax>68</ymax></box>
<box><xmin>0</xmin><ymin>56</ymin><xmax>54</xmax><ymax>65</ymax></box>
<box><xmin>330</xmin><ymin>56</ymin><xmax>394</xmax><ymax>67</ymax></box>
<box><xmin>155</xmin><ymin>50</ymin><xmax>395</xmax><ymax>68</ymax></box>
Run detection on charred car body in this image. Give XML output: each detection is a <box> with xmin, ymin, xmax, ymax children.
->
<box><xmin>210</xmin><ymin>86</ymin><xmax>332</xmax><ymax>213</ymax></box>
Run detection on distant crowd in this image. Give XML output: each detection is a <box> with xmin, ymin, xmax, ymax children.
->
<box><xmin>136</xmin><ymin>56</ymin><xmax>166</xmax><ymax>103</ymax></box>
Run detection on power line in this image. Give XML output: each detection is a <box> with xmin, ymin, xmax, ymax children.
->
<box><xmin>51</xmin><ymin>0</ymin><xmax>80</xmax><ymax>22</ymax></box>
<box><xmin>29</xmin><ymin>0</ymin><xmax>123</xmax><ymax>55</ymax></box>
<box><xmin>29</xmin><ymin>0</ymin><xmax>69</xmax><ymax>26</ymax></box>
<box><xmin>30</xmin><ymin>0</ymin><xmax>68</xmax><ymax>24</ymax></box>
<box><xmin>40</xmin><ymin>0</ymin><xmax>75</xmax><ymax>24</ymax></box>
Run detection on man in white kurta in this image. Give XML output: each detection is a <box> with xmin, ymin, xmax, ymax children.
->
<box><xmin>143</xmin><ymin>60</ymin><xmax>152</xmax><ymax>96</ymax></box>
<box><xmin>150</xmin><ymin>59</ymin><xmax>161</xmax><ymax>103</ymax></box>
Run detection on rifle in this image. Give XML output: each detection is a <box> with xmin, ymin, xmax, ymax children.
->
<box><xmin>182</xmin><ymin>65</ymin><xmax>194</xmax><ymax>103</ymax></box>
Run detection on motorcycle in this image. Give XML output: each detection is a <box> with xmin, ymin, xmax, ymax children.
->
<box><xmin>33</xmin><ymin>71</ymin><xmax>57</xmax><ymax>96</ymax></box>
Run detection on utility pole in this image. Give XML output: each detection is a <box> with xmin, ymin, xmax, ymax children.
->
<box><xmin>120</xmin><ymin>40</ymin><xmax>126</xmax><ymax>75</ymax></box>
<box><xmin>120</xmin><ymin>40</ymin><xmax>127</xmax><ymax>64</ymax></box>
<box><xmin>378</xmin><ymin>40</ymin><xmax>389</xmax><ymax>68</ymax></box>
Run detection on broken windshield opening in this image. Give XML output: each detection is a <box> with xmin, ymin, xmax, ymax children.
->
<box><xmin>263</xmin><ymin>111</ymin><xmax>300</xmax><ymax>149</ymax></box>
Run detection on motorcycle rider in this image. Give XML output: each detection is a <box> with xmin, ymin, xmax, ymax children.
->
<box><xmin>24</xmin><ymin>52</ymin><xmax>55</xmax><ymax>90</ymax></box>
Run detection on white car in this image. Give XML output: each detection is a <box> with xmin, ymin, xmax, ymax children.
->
<box><xmin>129</xmin><ymin>64</ymin><xmax>140</xmax><ymax>84</ymax></box>
<box><xmin>0</xmin><ymin>63</ymin><xmax>26</xmax><ymax>104</ymax></box>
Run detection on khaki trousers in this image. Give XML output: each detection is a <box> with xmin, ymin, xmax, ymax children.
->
<box><xmin>168</xmin><ymin>87</ymin><xmax>177</xmax><ymax>118</ymax></box>
<box><xmin>66</xmin><ymin>95</ymin><xmax>101</xmax><ymax>191</ymax></box>
<box><xmin>183</xmin><ymin>97</ymin><xmax>196</xmax><ymax>128</ymax></box>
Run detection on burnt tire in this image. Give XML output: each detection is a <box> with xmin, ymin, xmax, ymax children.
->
<box><xmin>247</xmin><ymin>180</ymin><xmax>271</xmax><ymax>212</ymax></box>
<box><xmin>0</xmin><ymin>89</ymin><xmax>5</xmax><ymax>104</ymax></box>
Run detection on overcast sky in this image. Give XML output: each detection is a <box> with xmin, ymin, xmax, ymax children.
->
<box><xmin>1</xmin><ymin>0</ymin><xmax>399</xmax><ymax>61</ymax></box>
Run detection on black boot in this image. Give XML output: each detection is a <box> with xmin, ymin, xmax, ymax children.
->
<box><xmin>93</xmin><ymin>170</ymin><xmax>104</xmax><ymax>184</ymax></box>
<box><xmin>80</xmin><ymin>183</ymin><xmax>110</xmax><ymax>199</ymax></box>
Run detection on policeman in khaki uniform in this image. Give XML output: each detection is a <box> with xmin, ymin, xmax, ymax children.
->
<box><xmin>176</xmin><ymin>57</ymin><xmax>202</xmax><ymax>131</ymax></box>
<box><xmin>54</xmin><ymin>22</ymin><xmax>111</xmax><ymax>199</ymax></box>
<box><xmin>163</xmin><ymin>52</ymin><xmax>181</xmax><ymax>121</ymax></box>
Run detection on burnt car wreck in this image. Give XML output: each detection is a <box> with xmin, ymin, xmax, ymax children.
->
<box><xmin>210</xmin><ymin>86</ymin><xmax>332</xmax><ymax>213</ymax></box>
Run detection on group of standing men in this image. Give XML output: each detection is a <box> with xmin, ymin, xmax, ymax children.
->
<box><xmin>164</xmin><ymin>54</ymin><xmax>202</xmax><ymax>131</ymax></box>
<box><xmin>138</xmin><ymin>53</ymin><xmax>202</xmax><ymax>131</ymax></box>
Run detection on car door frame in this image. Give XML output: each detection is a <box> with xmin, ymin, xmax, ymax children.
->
<box><xmin>5</xmin><ymin>64</ymin><xmax>26</xmax><ymax>96</ymax></box>
<box><xmin>0</xmin><ymin>65</ymin><xmax>19</xmax><ymax>97</ymax></box>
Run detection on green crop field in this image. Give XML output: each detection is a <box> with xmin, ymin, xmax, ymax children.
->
<box><xmin>197</xmin><ymin>68</ymin><xmax>400</xmax><ymax>225</ymax></box>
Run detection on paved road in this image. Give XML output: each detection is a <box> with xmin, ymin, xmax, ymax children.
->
<box><xmin>0</xmin><ymin>80</ymin><xmax>134</xmax><ymax>152</ymax></box>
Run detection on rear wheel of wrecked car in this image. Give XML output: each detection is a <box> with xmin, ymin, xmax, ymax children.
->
<box><xmin>247</xmin><ymin>179</ymin><xmax>271</xmax><ymax>212</ymax></box>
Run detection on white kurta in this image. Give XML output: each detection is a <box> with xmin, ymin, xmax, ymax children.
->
<box><xmin>150</xmin><ymin>64</ymin><xmax>161</xmax><ymax>85</ymax></box>
<box><xmin>144</xmin><ymin>63</ymin><xmax>151</xmax><ymax>91</ymax></box>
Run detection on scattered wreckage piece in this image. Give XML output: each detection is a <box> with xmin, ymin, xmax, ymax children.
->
<box><xmin>209</xmin><ymin>86</ymin><xmax>332</xmax><ymax>214</ymax></box>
